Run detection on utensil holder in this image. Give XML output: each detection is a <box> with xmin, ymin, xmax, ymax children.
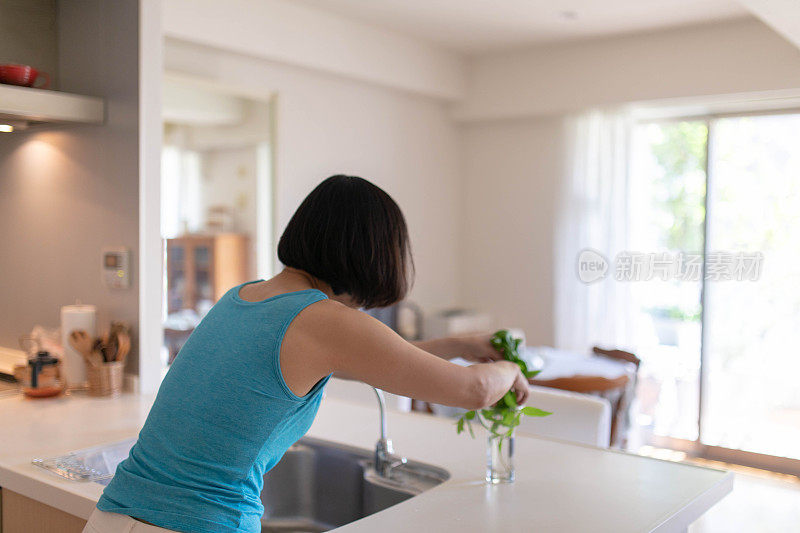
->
<box><xmin>87</xmin><ymin>362</ymin><xmax>123</xmax><ymax>397</ymax></box>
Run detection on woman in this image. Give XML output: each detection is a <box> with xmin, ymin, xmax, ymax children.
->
<box><xmin>84</xmin><ymin>175</ymin><xmax>529</xmax><ymax>533</ymax></box>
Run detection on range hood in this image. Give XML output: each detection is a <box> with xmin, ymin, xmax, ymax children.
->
<box><xmin>0</xmin><ymin>84</ymin><xmax>104</xmax><ymax>127</ymax></box>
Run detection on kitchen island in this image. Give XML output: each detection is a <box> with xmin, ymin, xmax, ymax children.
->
<box><xmin>0</xmin><ymin>392</ymin><xmax>732</xmax><ymax>532</ymax></box>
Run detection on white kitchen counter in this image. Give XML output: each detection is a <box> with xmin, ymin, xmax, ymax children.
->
<box><xmin>0</xmin><ymin>392</ymin><xmax>732</xmax><ymax>532</ymax></box>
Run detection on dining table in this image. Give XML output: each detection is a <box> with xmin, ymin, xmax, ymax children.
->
<box><xmin>524</xmin><ymin>345</ymin><xmax>637</xmax><ymax>382</ymax></box>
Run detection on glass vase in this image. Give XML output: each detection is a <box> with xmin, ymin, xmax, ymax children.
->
<box><xmin>486</xmin><ymin>431</ymin><xmax>515</xmax><ymax>484</ymax></box>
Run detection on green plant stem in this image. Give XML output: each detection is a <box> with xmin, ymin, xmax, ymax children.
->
<box><xmin>455</xmin><ymin>330</ymin><xmax>552</xmax><ymax>439</ymax></box>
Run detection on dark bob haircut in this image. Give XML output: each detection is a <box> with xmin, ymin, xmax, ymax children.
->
<box><xmin>277</xmin><ymin>175</ymin><xmax>414</xmax><ymax>309</ymax></box>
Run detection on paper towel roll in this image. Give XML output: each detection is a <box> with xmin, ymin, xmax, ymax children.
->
<box><xmin>61</xmin><ymin>304</ymin><xmax>97</xmax><ymax>387</ymax></box>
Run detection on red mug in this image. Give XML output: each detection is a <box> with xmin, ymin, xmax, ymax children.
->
<box><xmin>0</xmin><ymin>64</ymin><xmax>50</xmax><ymax>89</ymax></box>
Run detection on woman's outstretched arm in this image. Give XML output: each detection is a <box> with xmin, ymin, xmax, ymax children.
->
<box><xmin>281</xmin><ymin>300</ymin><xmax>529</xmax><ymax>409</ymax></box>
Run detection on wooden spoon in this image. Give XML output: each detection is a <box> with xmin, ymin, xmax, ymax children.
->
<box><xmin>68</xmin><ymin>330</ymin><xmax>98</xmax><ymax>368</ymax></box>
<box><xmin>109</xmin><ymin>322</ymin><xmax>131</xmax><ymax>364</ymax></box>
<box><xmin>115</xmin><ymin>331</ymin><xmax>131</xmax><ymax>365</ymax></box>
<box><xmin>106</xmin><ymin>322</ymin><xmax>127</xmax><ymax>362</ymax></box>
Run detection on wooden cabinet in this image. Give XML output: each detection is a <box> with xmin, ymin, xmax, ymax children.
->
<box><xmin>1</xmin><ymin>489</ymin><xmax>86</xmax><ymax>533</ymax></box>
<box><xmin>166</xmin><ymin>233</ymin><xmax>250</xmax><ymax>313</ymax></box>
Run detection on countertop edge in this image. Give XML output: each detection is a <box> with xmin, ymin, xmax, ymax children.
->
<box><xmin>649</xmin><ymin>470</ymin><xmax>735</xmax><ymax>533</ymax></box>
<box><xmin>0</xmin><ymin>394</ymin><xmax>734</xmax><ymax>530</ymax></box>
<box><xmin>0</xmin><ymin>463</ymin><xmax>100</xmax><ymax>520</ymax></box>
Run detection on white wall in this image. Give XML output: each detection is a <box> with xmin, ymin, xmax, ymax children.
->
<box><xmin>739</xmin><ymin>0</ymin><xmax>800</xmax><ymax>50</ymax></box>
<box><xmin>202</xmin><ymin>147</ymin><xmax>260</xmax><ymax>277</ymax></box>
<box><xmin>202</xmin><ymin>148</ymin><xmax>258</xmax><ymax>235</ymax></box>
<box><xmin>162</xmin><ymin>0</ymin><xmax>465</xmax><ymax>101</ymax></box>
<box><xmin>162</xmin><ymin>80</ymin><xmax>247</xmax><ymax>126</ymax></box>
<box><xmin>185</xmin><ymin>102</ymin><xmax>272</xmax><ymax>152</ymax></box>
<box><xmin>456</xmin><ymin>19</ymin><xmax>800</xmax><ymax>121</ymax></box>
<box><xmin>459</xmin><ymin>118</ymin><xmax>564</xmax><ymax>345</ymax></box>
<box><xmin>164</xmin><ymin>39</ymin><xmax>463</xmax><ymax>312</ymax></box>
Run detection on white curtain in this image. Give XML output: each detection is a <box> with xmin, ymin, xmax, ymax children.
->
<box><xmin>161</xmin><ymin>145</ymin><xmax>203</xmax><ymax>238</ymax></box>
<box><xmin>554</xmin><ymin>109</ymin><xmax>634</xmax><ymax>353</ymax></box>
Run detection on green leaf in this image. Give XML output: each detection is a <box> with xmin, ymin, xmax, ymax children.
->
<box><xmin>503</xmin><ymin>392</ymin><xmax>517</xmax><ymax>409</ymax></box>
<box><xmin>521</xmin><ymin>406</ymin><xmax>552</xmax><ymax>417</ymax></box>
<box><xmin>453</xmin><ymin>330</ymin><xmax>555</xmax><ymax>439</ymax></box>
<box><xmin>524</xmin><ymin>369</ymin><xmax>541</xmax><ymax>379</ymax></box>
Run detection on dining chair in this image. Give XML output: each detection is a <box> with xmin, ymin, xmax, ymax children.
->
<box><xmin>591</xmin><ymin>346</ymin><xmax>641</xmax><ymax>370</ymax></box>
<box><xmin>531</xmin><ymin>346</ymin><xmax>640</xmax><ymax>447</ymax></box>
<box><xmin>517</xmin><ymin>385</ymin><xmax>612</xmax><ymax>447</ymax></box>
<box><xmin>591</xmin><ymin>346</ymin><xmax>640</xmax><ymax>448</ymax></box>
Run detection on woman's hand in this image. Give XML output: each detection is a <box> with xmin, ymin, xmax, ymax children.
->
<box><xmin>469</xmin><ymin>361</ymin><xmax>530</xmax><ymax>408</ymax></box>
<box><xmin>453</xmin><ymin>333</ymin><xmax>503</xmax><ymax>363</ymax></box>
<box><xmin>509</xmin><ymin>365</ymin><xmax>530</xmax><ymax>405</ymax></box>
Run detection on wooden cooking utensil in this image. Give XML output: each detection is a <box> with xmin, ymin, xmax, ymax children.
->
<box><xmin>115</xmin><ymin>331</ymin><xmax>131</xmax><ymax>365</ymax></box>
<box><xmin>109</xmin><ymin>322</ymin><xmax>131</xmax><ymax>364</ymax></box>
<box><xmin>68</xmin><ymin>330</ymin><xmax>99</xmax><ymax>368</ymax></box>
<box><xmin>106</xmin><ymin>322</ymin><xmax>126</xmax><ymax>362</ymax></box>
<box><xmin>94</xmin><ymin>333</ymin><xmax>112</xmax><ymax>363</ymax></box>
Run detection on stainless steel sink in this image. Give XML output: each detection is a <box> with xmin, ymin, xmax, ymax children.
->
<box><xmin>260</xmin><ymin>437</ymin><xmax>449</xmax><ymax>532</ymax></box>
<box><xmin>65</xmin><ymin>434</ymin><xmax>446</xmax><ymax>532</ymax></box>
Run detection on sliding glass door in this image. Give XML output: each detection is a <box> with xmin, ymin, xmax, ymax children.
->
<box><xmin>629</xmin><ymin>120</ymin><xmax>706</xmax><ymax>442</ymax></box>
<box><xmin>703</xmin><ymin>114</ymin><xmax>800</xmax><ymax>461</ymax></box>
<box><xmin>631</xmin><ymin>111</ymin><xmax>800</xmax><ymax>472</ymax></box>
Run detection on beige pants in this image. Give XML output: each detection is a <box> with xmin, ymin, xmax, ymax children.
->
<box><xmin>83</xmin><ymin>508</ymin><xmax>177</xmax><ymax>532</ymax></box>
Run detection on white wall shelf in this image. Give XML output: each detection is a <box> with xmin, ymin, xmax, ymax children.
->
<box><xmin>0</xmin><ymin>84</ymin><xmax>104</xmax><ymax>125</ymax></box>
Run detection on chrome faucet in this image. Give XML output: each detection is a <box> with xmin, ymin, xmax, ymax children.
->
<box><xmin>373</xmin><ymin>387</ymin><xmax>407</xmax><ymax>477</ymax></box>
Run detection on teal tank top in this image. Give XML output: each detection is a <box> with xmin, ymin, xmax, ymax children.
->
<box><xmin>97</xmin><ymin>283</ymin><xmax>331</xmax><ymax>533</ymax></box>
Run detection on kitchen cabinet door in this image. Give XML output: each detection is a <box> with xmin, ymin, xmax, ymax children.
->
<box><xmin>1</xmin><ymin>489</ymin><xmax>86</xmax><ymax>533</ymax></box>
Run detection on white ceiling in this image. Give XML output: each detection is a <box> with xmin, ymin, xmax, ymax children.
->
<box><xmin>295</xmin><ymin>0</ymin><xmax>751</xmax><ymax>53</ymax></box>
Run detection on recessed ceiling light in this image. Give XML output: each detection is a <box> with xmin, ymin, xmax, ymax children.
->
<box><xmin>0</xmin><ymin>124</ymin><xmax>14</xmax><ymax>133</ymax></box>
<box><xmin>559</xmin><ymin>10</ymin><xmax>578</xmax><ymax>21</ymax></box>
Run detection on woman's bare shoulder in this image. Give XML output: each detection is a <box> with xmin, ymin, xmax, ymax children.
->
<box><xmin>293</xmin><ymin>298</ymin><xmax>377</xmax><ymax>335</ymax></box>
<box><xmin>281</xmin><ymin>297</ymin><xmax>397</xmax><ymax>383</ymax></box>
<box><xmin>289</xmin><ymin>298</ymin><xmax>401</xmax><ymax>358</ymax></box>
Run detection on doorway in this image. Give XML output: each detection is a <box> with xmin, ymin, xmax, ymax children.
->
<box><xmin>159</xmin><ymin>75</ymin><xmax>276</xmax><ymax>365</ymax></box>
